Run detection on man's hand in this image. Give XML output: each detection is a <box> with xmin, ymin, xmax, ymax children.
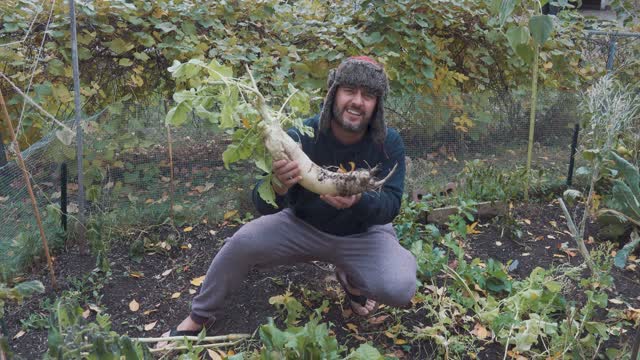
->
<box><xmin>320</xmin><ymin>194</ymin><xmax>362</xmax><ymax>210</ymax></box>
<box><xmin>272</xmin><ymin>159</ymin><xmax>302</xmax><ymax>196</ymax></box>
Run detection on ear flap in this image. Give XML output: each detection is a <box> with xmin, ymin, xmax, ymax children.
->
<box><xmin>318</xmin><ymin>82</ymin><xmax>338</xmax><ymax>135</ymax></box>
<box><xmin>369</xmin><ymin>97</ymin><xmax>387</xmax><ymax>145</ymax></box>
<box><xmin>326</xmin><ymin>68</ymin><xmax>336</xmax><ymax>89</ymax></box>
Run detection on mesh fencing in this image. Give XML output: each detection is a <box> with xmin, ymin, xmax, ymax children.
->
<box><xmin>0</xmin><ymin>90</ymin><xmax>584</xmax><ymax>278</ymax></box>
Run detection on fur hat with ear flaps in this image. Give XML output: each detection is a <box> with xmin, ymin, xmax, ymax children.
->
<box><xmin>318</xmin><ymin>56</ymin><xmax>389</xmax><ymax>145</ymax></box>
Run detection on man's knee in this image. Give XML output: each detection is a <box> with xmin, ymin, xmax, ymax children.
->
<box><xmin>372</xmin><ymin>271</ymin><xmax>417</xmax><ymax>307</ymax></box>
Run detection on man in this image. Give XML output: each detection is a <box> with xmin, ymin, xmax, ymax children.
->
<box><xmin>161</xmin><ymin>56</ymin><xmax>417</xmax><ymax>339</ymax></box>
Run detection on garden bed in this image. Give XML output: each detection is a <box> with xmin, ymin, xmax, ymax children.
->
<box><xmin>5</xmin><ymin>200</ymin><xmax>640</xmax><ymax>359</ymax></box>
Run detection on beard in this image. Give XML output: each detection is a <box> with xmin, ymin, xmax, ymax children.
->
<box><xmin>332</xmin><ymin>102</ymin><xmax>369</xmax><ymax>133</ymax></box>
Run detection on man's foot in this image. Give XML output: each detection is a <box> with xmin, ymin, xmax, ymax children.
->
<box><xmin>335</xmin><ymin>269</ymin><xmax>377</xmax><ymax>317</ymax></box>
<box><xmin>155</xmin><ymin>316</ymin><xmax>203</xmax><ymax>350</ymax></box>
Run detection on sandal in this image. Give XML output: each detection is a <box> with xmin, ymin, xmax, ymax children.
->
<box><xmin>335</xmin><ymin>269</ymin><xmax>374</xmax><ymax>315</ymax></box>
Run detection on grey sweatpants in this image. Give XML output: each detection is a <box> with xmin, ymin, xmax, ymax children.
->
<box><xmin>190</xmin><ymin>208</ymin><xmax>417</xmax><ymax>324</ymax></box>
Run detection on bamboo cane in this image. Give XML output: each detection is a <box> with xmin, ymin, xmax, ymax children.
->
<box><xmin>0</xmin><ymin>88</ymin><xmax>57</xmax><ymax>289</ymax></box>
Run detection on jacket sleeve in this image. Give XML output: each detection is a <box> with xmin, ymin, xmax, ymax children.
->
<box><xmin>349</xmin><ymin>130</ymin><xmax>405</xmax><ymax>225</ymax></box>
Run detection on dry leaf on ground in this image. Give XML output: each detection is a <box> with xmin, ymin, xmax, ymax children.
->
<box><xmin>129</xmin><ymin>299</ymin><xmax>140</xmax><ymax>312</ymax></box>
<box><xmin>144</xmin><ymin>321</ymin><xmax>157</xmax><ymax>331</ymax></box>
<box><xmin>190</xmin><ymin>275</ymin><xmax>206</xmax><ymax>287</ymax></box>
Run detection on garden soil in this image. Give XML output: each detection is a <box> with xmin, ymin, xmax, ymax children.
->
<box><xmin>5</xmin><ymin>201</ymin><xmax>640</xmax><ymax>359</ymax></box>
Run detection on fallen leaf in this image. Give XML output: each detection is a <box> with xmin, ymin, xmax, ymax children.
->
<box><xmin>13</xmin><ymin>330</ymin><xmax>25</xmax><ymax>339</ymax></box>
<box><xmin>180</xmin><ymin>243</ymin><xmax>192</xmax><ymax>250</ymax></box>
<box><xmin>466</xmin><ymin>222</ymin><xmax>481</xmax><ymax>234</ymax></box>
<box><xmin>346</xmin><ymin>323</ymin><xmax>358</xmax><ymax>333</ymax></box>
<box><xmin>194</xmin><ymin>182</ymin><xmax>215</xmax><ymax>193</ymax></box>
<box><xmin>145</xmin><ymin>198</ymin><xmax>154</xmax><ymax>204</ymax></box>
<box><xmin>521</xmin><ymin>253</ymin><xmax>530</xmax><ymax>256</ymax></box>
<box><xmin>171</xmin><ymin>292</ymin><xmax>181</xmax><ymax>299</ymax></box>
<box><xmin>626</xmin><ymin>264</ymin><xmax>637</xmax><ymax>271</ymax></box>
<box><xmin>553</xmin><ymin>254</ymin><xmax>566</xmax><ymax>258</ymax></box>
<box><xmin>524</xmin><ymin>219</ymin><xmax>531</xmax><ymax>225</ymax></box>
<box><xmin>189</xmin><ymin>288</ymin><xmax>197</xmax><ymax>294</ymax></box>
<box><xmin>82</xmin><ymin>309</ymin><xmax>91</xmax><ymax>319</ymax></box>
<box><xmin>471</xmin><ymin>322</ymin><xmax>490</xmax><ymax>340</ymax></box>
<box><xmin>495</xmin><ymin>241</ymin><xmax>502</xmax><ymax>246</ymax></box>
<box><xmin>183</xmin><ymin>226</ymin><xmax>193</xmax><ymax>232</ymax></box>
<box><xmin>367</xmin><ymin>315</ymin><xmax>390</xmax><ymax>325</ymax></box>
<box><xmin>191</xmin><ymin>275</ymin><xmax>206</xmax><ymax>287</ymax></box>
<box><xmin>67</xmin><ymin>202</ymin><xmax>79</xmax><ymax>213</ymax></box>
<box><xmin>549</xmin><ymin>221</ymin><xmax>558</xmax><ymax>228</ymax></box>
<box><xmin>161</xmin><ymin>269</ymin><xmax>172</xmax><ymax>277</ymax></box>
<box><xmin>209</xmin><ymin>230</ymin><xmax>217</xmax><ymax>236</ymax></box>
<box><xmin>130</xmin><ymin>271</ymin><xmax>144</xmax><ymax>278</ymax></box>
<box><xmin>354</xmin><ymin>334</ymin><xmax>367</xmax><ymax>341</ymax></box>
<box><xmin>143</xmin><ymin>309</ymin><xmax>157</xmax><ymax>315</ymax></box>
<box><xmin>224</xmin><ymin>210</ymin><xmax>238</xmax><ymax>220</ymax></box>
<box><xmin>384</xmin><ymin>331</ymin><xmax>395</xmax><ymax>339</ymax></box>
<box><xmin>609</xmin><ymin>299</ymin><xmax>624</xmax><ymax>305</ymax></box>
<box><xmin>394</xmin><ymin>338</ymin><xmax>408</xmax><ymax>345</ymax></box>
<box><xmin>144</xmin><ymin>321</ymin><xmax>157</xmax><ymax>331</ymax></box>
<box><xmin>88</xmin><ymin>304</ymin><xmax>101</xmax><ymax>313</ymax></box>
<box><xmin>129</xmin><ymin>299</ymin><xmax>140</xmax><ymax>312</ymax></box>
<box><xmin>206</xmin><ymin>349</ymin><xmax>225</xmax><ymax>360</ymax></box>
<box><xmin>547</xmin><ymin>235</ymin><xmax>556</xmax><ymax>240</ymax></box>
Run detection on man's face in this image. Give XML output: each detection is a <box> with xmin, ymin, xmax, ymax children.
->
<box><xmin>332</xmin><ymin>85</ymin><xmax>377</xmax><ymax>134</ymax></box>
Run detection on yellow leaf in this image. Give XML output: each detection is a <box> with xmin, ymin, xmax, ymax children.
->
<box><xmin>144</xmin><ymin>321</ymin><xmax>157</xmax><ymax>331</ymax></box>
<box><xmin>224</xmin><ymin>210</ymin><xmax>238</xmax><ymax>220</ymax></box>
<box><xmin>384</xmin><ymin>331</ymin><xmax>395</xmax><ymax>339</ymax></box>
<box><xmin>338</xmin><ymin>163</ymin><xmax>348</xmax><ymax>173</ymax></box>
<box><xmin>241</xmin><ymin>118</ymin><xmax>251</xmax><ymax>129</ymax></box>
<box><xmin>145</xmin><ymin>198</ymin><xmax>154</xmax><ymax>204</ymax></box>
<box><xmin>130</xmin><ymin>271</ymin><xmax>144</xmax><ymax>278</ymax></box>
<box><xmin>207</xmin><ymin>349</ymin><xmax>225</xmax><ymax>360</ymax></box>
<box><xmin>466</xmin><ymin>222</ymin><xmax>481</xmax><ymax>234</ymax></box>
<box><xmin>346</xmin><ymin>323</ymin><xmax>358</xmax><ymax>332</ymax></box>
<box><xmin>143</xmin><ymin>309</ymin><xmax>157</xmax><ymax>315</ymax></box>
<box><xmin>394</xmin><ymin>338</ymin><xmax>408</xmax><ymax>345</ymax></box>
<box><xmin>543</xmin><ymin>62</ymin><xmax>553</xmax><ymax>69</ymax></box>
<box><xmin>183</xmin><ymin>226</ymin><xmax>193</xmax><ymax>232</ymax></box>
<box><xmin>471</xmin><ymin>322</ymin><xmax>489</xmax><ymax>339</ymax></box>
<box><xmin>129</xmin><ymin>299</ymin><xmax>140</xmax><ymax>312</ymax></box>
<box><xmin>171</xmin><ymin>292</ymin><xmax>181</xmax><ymax>299</ymax></box>
<box><xmin>190</xmin><ymin>275</ymin><xmax>206</xmax><ymax>287</ymax></box>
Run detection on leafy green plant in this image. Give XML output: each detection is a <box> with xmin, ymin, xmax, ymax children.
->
<box><xmin>45</xmin><ymin>300</ymin><xmax>152</xmax><ymax>359</ymax></box>
<box><xmin>559</xmin><ymin>74</ymin><xmax>640</xmax><ymax>275</ymax></box>
<box><xmin>456</xmin><ymin>160</ymin><xmax>530</xmax><ymax>202</ymax></box>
